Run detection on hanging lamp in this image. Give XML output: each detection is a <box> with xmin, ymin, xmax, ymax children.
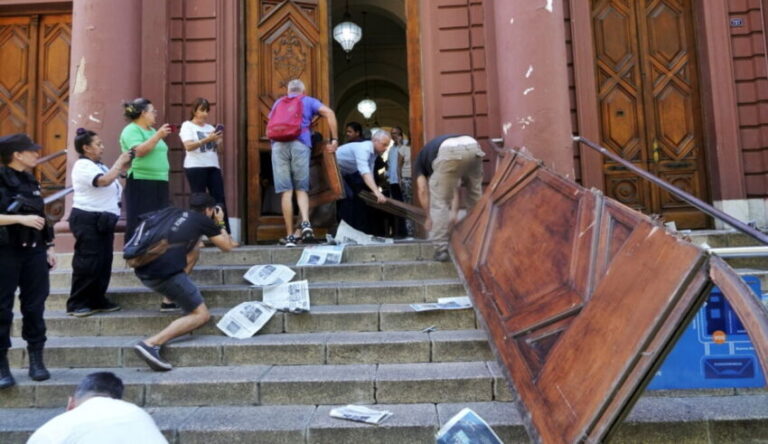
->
<box><xmin>333</xmin><ymin>0</ymin><xmax>362</xmax><ymax>60</ymax></box>
<box><xmin>356</xmin><ymin>11</ymin><xmax>377</xmax><ymax>119</ymax></box>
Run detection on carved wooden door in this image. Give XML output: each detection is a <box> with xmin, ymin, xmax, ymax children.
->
<box><xmin>0</xmin><ymin>14</ymin><xmax>70</xmax><ymax>214</ymax></box>
<box><xmin>592</xmin><ymin>0</ymin><xmax>708</xmax><ymax>228</ymax></box>
<box><xmin>246</xmin><ymin>0</ymin><xmax>341</xmax><ymax>242</ymax></box>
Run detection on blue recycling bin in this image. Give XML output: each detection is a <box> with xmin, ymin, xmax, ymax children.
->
<box><xmin>648</xmin><ymin>275</ymin><xmax>766</xmax><ymax>390</ymax></box>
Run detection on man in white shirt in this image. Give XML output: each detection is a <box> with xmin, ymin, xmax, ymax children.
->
<box><xmin>27</xmin><ymin>372</ymin><xmax>167</xmax><ymax>444</ymax></box>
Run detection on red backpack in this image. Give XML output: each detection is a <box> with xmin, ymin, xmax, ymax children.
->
<box><xmin>267</xmin><ymin>95</ymin><xmax>304</xmax><ymax>142</ymax></box>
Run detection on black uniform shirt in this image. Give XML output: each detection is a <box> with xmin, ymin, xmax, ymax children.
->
<box><xmin>0</xmin><ymin>166</ymin><xmax>53</xmax><ymax>247</ymax></box>
<box><xmin>413</xmin><ymin>134</ymin><xmax>462</xmax><ymax>178</ymax></box>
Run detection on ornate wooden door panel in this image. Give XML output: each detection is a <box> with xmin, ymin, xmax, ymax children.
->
<box><xmin>452</xmin><ymin>149</ymin><xmax>768</xmax><ymax>443</ymax></box>
<box><xmin>246</xmin><ymin>0</ymin><xmax>341</xmax><ymax>242</ymax></box>
<box><xmin>0</xmin><ymin>14</ymin><xmax>70</xmax><ymax>212</ymax></box>
<box><xmin>592</xmin><ymin>0</ymin><xmax>708</xmax><ymax>229</ymax></box>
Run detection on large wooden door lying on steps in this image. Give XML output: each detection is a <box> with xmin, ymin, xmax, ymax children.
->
<box><xmin>0</xmin><ymin>14</ymin><xmax>71</xmax><ymax>221</ymax></box>
<box><xmin>592</xmin><ymin>0</ymin><xmax>709</xmax><ymax>228</ymax></box>
<box><xmin>451</xmin><ymin>149</ymin><xmax>768</xmax><ymax>443</ymax></box>
<box><xmin>245</xmin><ymin>0</ymin><xmax>342</xmax><ymax>243</ymax></box>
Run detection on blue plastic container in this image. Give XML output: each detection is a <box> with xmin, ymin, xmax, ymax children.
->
<box><xmin>647</xmin><ymin>275</ymin><xmax>766</xmax><ymax>390</ymax></box>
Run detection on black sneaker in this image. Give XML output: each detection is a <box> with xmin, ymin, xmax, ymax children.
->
<box><xmin>300</xmin><ymin>221</ymin><xmax>314</xmax><ymax>240</ymax></box>
<box><xmin>160</xmin><ymin>302</ymin><xmax>181</xmax><ymax>313</ymax></box>
<box><xmin>433</xmin><ymin>248</ymin><xmax>450</xmax><ymax>262</ymax></box>
<box><xmin>284</xmin><ymin>234</ymin><xmax>297</xmax><ymax>248</ymax></box>
<box><xmin>68</xmin><ymin>307</ymin><xmax>96</xmax><ymax>318</ymax></box>
<box><xmin>134</xmin><ymin>341</ymin><xmax>172</xmax><ymax>371</ymax></box>
<box><xmin>94</xmin><ymin>300</ymin><xmax>121</xmax><ymax>314</ymax></box>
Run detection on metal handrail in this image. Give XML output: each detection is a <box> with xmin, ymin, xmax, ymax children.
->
<box><xmin>574</xmin><ymin>136</ymin><xmax>768</xmax><ymax>245</ymax></box>
<box><xmin>35</xmin><ymin>149</ymin><xmax>66</xmax><ymax>166</ymax></box>
<box><xmin>43</xmin><ymin>187</ymin><xmax>73</xmax><ymax>205</ymax></box>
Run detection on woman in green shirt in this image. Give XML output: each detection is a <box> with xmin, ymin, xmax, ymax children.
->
<box><xmin>119</xmin><ymin>98</ymin><xmax>172</xmax><ymax>240</ymax></box>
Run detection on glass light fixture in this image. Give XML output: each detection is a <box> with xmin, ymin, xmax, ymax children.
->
<box><xmin>357</xmin><ymin>99</ymin><xmax>377</xmax><ymax>119</ymax></box>
<box><xmin>333</xmin><ymin>0</ymin><xmax>361</xmax><ymax>56</ymax></box>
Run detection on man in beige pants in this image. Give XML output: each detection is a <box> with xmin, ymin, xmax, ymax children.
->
<box><xmin>414</xmin><ymin>134</ymin><xmax>485</xmax><ymax>261</ymax></box>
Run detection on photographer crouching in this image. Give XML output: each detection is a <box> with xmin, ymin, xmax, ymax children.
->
<box><xmin>0</xmin><ymin>134</ymin><xmax>56</xmax><ymax>389</ymax></box>
<box><xmin>67</xmin><ymin>129</ymin><xmax>132</xmax><ymax>317</ymax></box>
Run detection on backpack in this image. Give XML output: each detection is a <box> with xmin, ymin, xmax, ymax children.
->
<box><xmin>266</xmin><ymin>95</ymin><xmax>304</xmax><ymax>142</ymax></box>
<box><xmin>123</xmin><ymin>207</ymin><xmax>188</xmax><ymax>268</ymax></box>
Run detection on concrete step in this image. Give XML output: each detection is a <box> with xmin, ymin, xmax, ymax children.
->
<box><xmin>53</xmin><ymin>242</ymin><xmax>441</xmax><ymax>271</ymax></box>
<box><xmin>3</xmin><ymin>394</ymin><xmax>768</xmax><ymax>444</ymax></box>
<box><xmin>49</xmin><ymin>260</ymin><xmax>459</xmax><ymax>290</ymax></box>
<box><xmin>0</xmin><ymin>361</ymin><xmax>503</xmax><ymax>409</ymax></box>
<box><xmin>7</xmin><ymin>330</ymin><xmax>493</xmax><ymax>369</ymax></box>
<box><xmin>29</xmin><ymin>279</ymin><xmax>466</xmax><ymax>311</ymax></box>
<box><xmin>12</xmin><ymin>305</ymin><xmax>478</xmax><ymax>337</ymax></box>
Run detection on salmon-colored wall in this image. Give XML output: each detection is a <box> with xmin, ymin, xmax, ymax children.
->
<box><xmin>729</xmin><ymin>0</ymin><xmax>768</xmax><ymax>197</ymax></box>
<box><xmin>563</xmin><ymin>0</ymin><xmax>581</xmax><ymax>184</ymax></box>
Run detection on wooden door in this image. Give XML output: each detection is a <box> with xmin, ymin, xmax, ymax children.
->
<box><xmin>593</xmin><ymin>0</ymin><xmax>708</xmax><ymax>228</ymax></box>
<box><xmin>0</xmin><ymin>13</ymin><xmax>70</xmax><ymax>207</ymax></box>
<box><xmin>246</xmin><ymin>0</ymin><xmax>342</xmax><ymax>242</ymax></box>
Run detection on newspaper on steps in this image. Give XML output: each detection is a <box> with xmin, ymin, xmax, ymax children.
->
<box><xmin>263</xmin><ymin>280</ymin><xmax>310</xmax><ymax>313</ymax></box>
<box><xmin>329</xmin><ymin>405</ymin><xmax>393</xmax><ymax>425</ymax></box>
<box><xmin>435</xmin><ymin>408</ymin><xmax>504</xmax><ymax>444</ymax></box>
<box><xmin>334</xmin><ymin>220</ymin><xmax>394</xmax><ymax>246</ymax></box>
<box><xmin>243</xmin><ymin>264</ymin><xmax>295</xmax><ymax>287</ymax></box>
<box><xmin>296</xmin><ymin>245</ymin><xmax>345</xmax><ymax>266</ymax></box>
<box><xmin>410</xmin><ymin>296</ymin><xmax>472</xmax><ymax>312</ymax></box>
<box><xmin>216</xmin><ymin>301</ymin><xmax>276</xmax><ymax>339</ymax></box>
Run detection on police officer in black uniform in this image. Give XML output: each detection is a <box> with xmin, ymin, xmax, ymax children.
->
<box><xmin>0</xmin><ymin>134</ymin><xmax>55</xmax><ymax>389</ymax></box>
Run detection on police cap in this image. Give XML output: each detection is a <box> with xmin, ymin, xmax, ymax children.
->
<box><xmin>0</xmin><ymin>133</ymin><xmax>42</xmax><ymax>157</ymax></box>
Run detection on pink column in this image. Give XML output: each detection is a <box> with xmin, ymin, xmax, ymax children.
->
<box><xmin>490</xmin><ymin>0</ymin><xmax>574</xmax><ymax>177</ymax></box>
<box><xmin>57</xmin><ymin>0</ymin><xmax>143</xmax><ymax>248</ymax></box>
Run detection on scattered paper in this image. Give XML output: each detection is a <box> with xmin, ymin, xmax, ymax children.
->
<box><xmin>263</xmin><ymin>280</ymin><xmax>310</xmax><ymax>313</ymax></box>
<box><xmin>296</xmin><ymin>245</ymin><xmax>345</xmax><ymax>266</ymax></box>
<box><xmin>216</xmin><ymin>301</ymin><xmax>276</xmax><ymax>339</ymax></box>
<box><xmin>244</xmin><ymin>264</ymin><xmax>295</xmax><ymax>287</ymax></box>
<box><xmin>410</xmin><ymin>296</ymin><xmax>472</xmax><ymax>312</ymax></box>
<box><xmin>330</xmin><ymin>405</ymin><xmax>393</xmax><ymax>425</ymax></box>
<box><xmin>334</xmin><ymin>220</ymin><xmax>394</xmax><ymax>246</ymax></box>
<box><xmin>436</xmin><ymin>408</ymin><xmax>504</xmax><ymax>444</ymax></box>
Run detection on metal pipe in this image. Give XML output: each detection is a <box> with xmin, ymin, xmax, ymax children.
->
<box><xmin>43</xmin><ymin>187</ymin><xmax>73</xmax><ymax>205</ymax></box>
<box><xmin>708</xmin><ymin>246</ymin><xmax>768</xmax><ymax>257</ymax></box>
<box><xmin>575</xmin><ymin>136</ymin><xmax>768</xmax><ymax>245</ymax></box>
<box><xmin>35</xmin><ymin>149</ymin><xmax>67</xmax><ymax>166</ymax></box>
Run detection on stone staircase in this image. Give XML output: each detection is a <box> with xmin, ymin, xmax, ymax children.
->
<box><xmin>1</xmin><ymin>235</ymin><xmax>767</xmax><ymax>443</ymax></box>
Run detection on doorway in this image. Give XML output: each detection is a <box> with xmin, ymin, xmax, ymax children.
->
<box><xmin>591</xmin><ymin>0</ymin><xmax>709</xmax><ymax>228</ymax></box>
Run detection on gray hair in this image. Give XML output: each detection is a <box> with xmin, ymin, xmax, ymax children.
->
<box><xmin>287</xmin><ymin>79</ymin><xmax>305</xmax><ymax>94</ymax></box>
<box><xmin>371</xmin><ymin>129</ymin><xmax>391</xmax><ymax>142</ymax></box>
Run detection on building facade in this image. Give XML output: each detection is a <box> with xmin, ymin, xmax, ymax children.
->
<box><xmin>0</xmin><ymin>0</ymin><xmax>766</xmax><ymax>246</ymax></box>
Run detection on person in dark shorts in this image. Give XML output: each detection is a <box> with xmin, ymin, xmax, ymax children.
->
<box><xmin>133</xmin><ymin>193</ymin><xmax>237</xmax><ymax>371</ymax></box>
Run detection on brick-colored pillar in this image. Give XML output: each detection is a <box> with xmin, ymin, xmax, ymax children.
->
<box><xmin>490</xmin><ymin>0</ymin><xmax>574</xmax><ymax>177</ymax></box>
<box><xmin>57</xmin><ymin>0</ymin><xmax>143</xmax><ymax>248</ymax></box>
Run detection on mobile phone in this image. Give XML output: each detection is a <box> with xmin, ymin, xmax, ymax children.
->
<box><xmin>214</xmin><ymin>124</ymin><xmax>224</xmax><ymax>133</ymax></box>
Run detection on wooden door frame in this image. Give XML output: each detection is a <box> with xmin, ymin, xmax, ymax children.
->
<box><xmin>570</xmin><ymin>1</ymin><xmax>745</xmax><ymax>201</ymax></box>
<box><xmin>406</xmin><ymin>0</ymin><xmax>424</xmax><ymax>155</ymax></box>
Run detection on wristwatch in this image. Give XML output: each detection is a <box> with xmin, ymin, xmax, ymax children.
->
<box><xmin>330</xmin><ymin>137</ymin><xmax>338</xmax><ymax>142</ymax></box>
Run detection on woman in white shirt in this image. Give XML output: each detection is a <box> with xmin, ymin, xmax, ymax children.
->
<box><xmin>67</xmin><ymin>129</ymin><xmax>131</xmax><ymax>317</ymax></box>
<box><xmin>180</xmin><ymin>97</ymin><xmax>229</xmax><ymax>232</ymax></box>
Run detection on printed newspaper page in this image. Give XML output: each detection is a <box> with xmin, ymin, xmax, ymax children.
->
<box><xmin>435</xmin><ymin>408</ymin><xmax>504</xmax><ymax>444</ymax></box>
<box><xmin>263</xmin><ymin>280</ymin><xmax>310</xmax><ymax>313</ymax></box>
<box><xmin>410</xmin><ymin>296</ymin><xmax>472</xmax><ymax>312</ymax></box>
<box><xmin>334</xmin><ymin>220</ymin><xmax>394</xmax><ymax>246</ymax></box>
<box><xmin>216</xmin><ymin>301</ymin><xmax>276</xmax><ymax>339</ymax></box>
<box><xmin>329</xmin><ymin>405</ymin><xmax>393</xmax><ymax>425</ymax></box>
<box><xmin>243</xmin><ymin>264</ymin><xmax>296</xmax><ymax>287</ymax></box>
<box><xmin>296</xmin><ymin>245</ymin><xmax>345</xmax><ymax>266</ymax></box>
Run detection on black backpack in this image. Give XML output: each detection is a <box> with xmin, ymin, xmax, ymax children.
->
<box><xmin>123</xmin><ymin>207</ymin><xmax>188</xmax><ymax>268</ymax></box>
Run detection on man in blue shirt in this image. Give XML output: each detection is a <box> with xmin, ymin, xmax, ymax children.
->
<box><xmin>334</xmin><ymin>130</ymin><xmax>390</xmax><ymax>233</ymax></box>
<box><xmin>269</xmin><ymin>79</ymin><xmax>338</xmax><ymax>247</ymax></box>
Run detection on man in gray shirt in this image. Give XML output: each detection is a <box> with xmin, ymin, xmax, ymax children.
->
<box><xmin>334</xmin><ymin>130</ymin><xmax>391</xmax><ymax>233</ymax></box>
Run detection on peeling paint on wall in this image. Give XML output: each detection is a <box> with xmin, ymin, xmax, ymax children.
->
<box><xmin>523</xmin><ymin>87</ymin><xmax>535</xmax><ymax>95</ymax></box>
<box><xmin>525</xmin><ymin>65</ymin><xmax>534</xmax><ymax>78</ymax></box>
<box><xmin>73</xmin><ymin>56</ymin><xmax>88</xmax><ymax>95</ymax></box>
<box><xmin>510</xmin><ymin>17</ymin><xmax>514</xmax><ymax>24</ymax></box>
<box><xmin>503</xmin><ymin>122</ymin><xmax>512</xmax><ymax>135</ymax></box>
<box><xmin>544</xmin><ymin>0</ymin><xmax>554</xmax><ymax>13</ymax></box>
<box><xmin>518</xmin><ymin>116</ymin><xmax>535</xmax><ymax>129</ymax></box>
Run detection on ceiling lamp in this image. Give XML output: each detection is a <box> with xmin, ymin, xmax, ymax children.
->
<box><xmin>333</xmin><ymin>0</ymin><xmax>361</xmax><ymax>58</ymax></box>
<box><xmin>356</xmin><ymin>11</ymin><xmax>377</xmax><ymax>120</ymax></box>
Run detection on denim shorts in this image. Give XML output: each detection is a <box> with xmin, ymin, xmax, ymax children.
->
<box><xmin>140</xmin><ymin>272</ymin><xmax>204</xmax><ymax>313</ymax></box>
<box><xmin>271</xmin><ymin>140</ymin><xmax>310</xmax><ymax>193</ymax></box>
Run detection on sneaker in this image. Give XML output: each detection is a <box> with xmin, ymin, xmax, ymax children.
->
<box><xmin>68</xmin><ymin>307</ymin><xmax>96</xmax><ymax>318</ymax></box>
<box><xmin>133</xmin><ymin>341</ymin><xmax>172</xmax><ymax>371</ymax></box>
<box><xmin>433</xmin><ymin>248</ymin><xmax>451</xmax><ymax>262</ymax></box>
<box><xmin>300</xmin><ymin>221</ymin><xmax>314</xmax><ymax>240</ymax></box>
<box><xmin>284</xmin><ymin>234</ymin><xmax>297</xmax><ymax>248</ymax></box>
<box><xmin>94</xmin><ymin>300</ymin><xmax>121</xmax><ymax>314</ymax></box>
<box><xmin>160</xmin><ymin>302</ymin><xmax>181</xmax><ymax>313</ymax></box>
